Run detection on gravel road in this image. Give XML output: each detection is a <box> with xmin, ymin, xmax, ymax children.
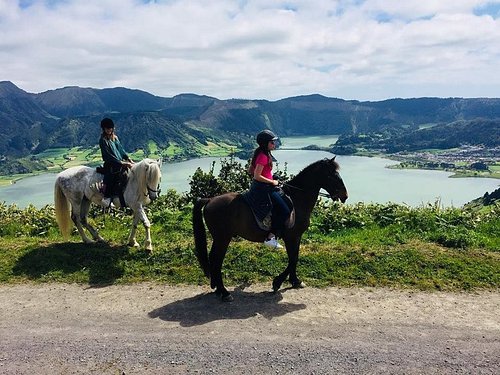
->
<box><xmin>1</xmin><ymin>283</ymin><xmax>499</xmax><ymax>374</ymax></box>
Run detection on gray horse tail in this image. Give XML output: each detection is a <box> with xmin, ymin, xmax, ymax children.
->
<box><xmin>54</xmin><ymin>178</ymin><xmax>72</xmax><ymax>239</ymax></box>
<box><xmin>192</xmin><ymin>198</ymin><xmax>211</xmax><ymax>278</ymax></box>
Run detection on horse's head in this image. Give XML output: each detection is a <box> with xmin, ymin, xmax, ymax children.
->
<box><xmin>320</xmin><ymin>157</ymin><xmax>348</xmax><ymax>203</ymax></box>
<box><xmin>141</xmin><ymin>158</ymin><xmax>162</xmax><ymax>202</ymax></box>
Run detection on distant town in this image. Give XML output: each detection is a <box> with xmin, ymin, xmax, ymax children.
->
<box><xmin>388</xmin><ymin>145</ymin><xmax>500</xmax><ymax>178</ymax></box>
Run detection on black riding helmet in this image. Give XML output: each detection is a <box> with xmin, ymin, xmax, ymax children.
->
<box><xmin>256</xmin><ymin>129</ymin><xmax>278</xmax><ymax>147</ymax></box>
<box><xmin>100</xmin><ymin>118</ymin><xmax>115</xmax><ymax>129</ymax></box>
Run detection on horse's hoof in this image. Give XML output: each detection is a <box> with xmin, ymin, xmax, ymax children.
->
<box><xmin>272</xmin><ymin>278</ymin><xmax>282</xmax><ymax>292</ymax></box>
<box><xmin>215</xmin><ymin>289</ymin><xmax>233</xmax><ymax>302</ymax></box>
<box><xmin>291</xmin><ymin>280</ymin><xmax>306</xmax><ymax>289</ymax></box>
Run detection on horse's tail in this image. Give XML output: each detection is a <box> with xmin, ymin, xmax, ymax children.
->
<box><xmin>192</xmin><ymin>198</ymin><xmax>211</xmax><ymax>278</ymax></box>
<box><xmin>54</xmin><ymin>178</ymin><xmax>72</xmax><ymax>239</ymax></box>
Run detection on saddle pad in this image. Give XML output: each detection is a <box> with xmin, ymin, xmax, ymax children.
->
<box><xmin>241</xmin><ymin>191</ymin><xmax>295</xmax><ymax>232</ymax></box>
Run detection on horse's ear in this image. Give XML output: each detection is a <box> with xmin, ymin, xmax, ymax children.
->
<box><xmin>157</xmin><ymin>158</ymin><xmax>162</xmax><ymax>167</ymax></box>
<box><xmin>331</xmin><ymin>156</ymin><xmax>336</xmax><ymax>161</ymax></box>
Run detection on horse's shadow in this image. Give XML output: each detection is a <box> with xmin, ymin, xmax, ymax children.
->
<box><xmin>148</xmin><ymin>285</ymin><xmax>307</xmax><ymax>327</ymax></box>
<box><xmin>12</xmin><ymin>242</ymin><xmax>128</xmax><ymax>286</ymax></box>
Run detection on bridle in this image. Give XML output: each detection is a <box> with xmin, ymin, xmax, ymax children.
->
<box><xmin>145</xmin><ymin>183</ymin><xmax>161</xmax><ymax>197</ymax></box>
<box><xmin>144</xmin><ymin>167</ymin><xmax>161</xmax><ymax>198</ymax></box>
<box><xmin>281</xmin><ymin>181</ymin><xmax>333</xmax><ymax>199</ymax></box>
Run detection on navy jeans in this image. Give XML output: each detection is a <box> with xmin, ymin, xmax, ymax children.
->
<box><xmin>269</xmin><ymin>189</ymin><xmax>291</xmax><ymax>233</ymax></box>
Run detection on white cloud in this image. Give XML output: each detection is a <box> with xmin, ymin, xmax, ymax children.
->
<box><xmin>0</xmin><ymin>0</ymin><xmax>499</xmax><ymax>100</ymax></box>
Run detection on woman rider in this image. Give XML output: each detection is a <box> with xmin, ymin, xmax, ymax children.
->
<box><xmin>98</xmin><ymin>118</ymin><xmax>134</xmax><ymax>207</ymax></box>
<box><xmin>248</xmin><ymin>129</ymin><xmax>290</xmax><ymax>248</ymax></box>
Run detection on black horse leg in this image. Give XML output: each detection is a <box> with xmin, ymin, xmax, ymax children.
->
<box><xmin>209</xmin><ymin>238</ymin><xmax>233</xmax><ymax>302</ymax></box>
<box><xmin>286</xmin><ymin>237</ymin><xmax>305</xmax><ymax>289</ymax></box>
<box><xmin>272</xmin><ymin>236</ymin><xmax>301</xmax><ymax>291</ymax></box>
<box><xmin>272</xmin><ymin>266</ymin><xmax>289</xmax><ymax>292</ymax></box>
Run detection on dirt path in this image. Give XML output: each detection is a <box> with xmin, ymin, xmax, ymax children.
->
<box><xmin>1</xmin><ymin>283</ymin><xmax>499</xmax><ymax>374</ymax></box>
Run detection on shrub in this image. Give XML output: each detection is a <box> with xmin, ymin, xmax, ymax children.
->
<box><xmin>430</xmin><ymin>227</ymin><xmax>478</xmax><ymax>249</ymax></box>
<box><xmin>0</xmin><ymin>203</ymin><xmax>57</xmax><ymax>237</ymax></box>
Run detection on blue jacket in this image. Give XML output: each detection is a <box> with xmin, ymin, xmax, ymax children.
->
<box><xmin>99</xmin><ymin>135</ymin><xmax>129</xmax><ymax>171</ymax></box>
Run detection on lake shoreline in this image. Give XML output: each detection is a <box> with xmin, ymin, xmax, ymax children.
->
<box><xmin>1</xmin><ymin>136</ymin><xmax>498</xmax><ymax>209</ymax></box>
<box><xmin>2</xmin><ymin>133</ymin><xmax>499</xmax><ymax>183</ymax></box>
<box><xmin>2</xmin><ymin>147</ymin><xmax>499</xmax><ymax>184</ymax></box>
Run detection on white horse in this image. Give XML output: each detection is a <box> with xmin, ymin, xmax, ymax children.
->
<box><xmin>54</xmin><ymin>158</ymin><xmax>162</xmax><ymax>251</ymax></box>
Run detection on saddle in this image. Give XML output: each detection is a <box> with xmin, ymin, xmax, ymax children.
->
<box><xmin>96</xmin><ymin>165</ymin><xmax>129</xmax><ymax>207</ymax></box>
<box><xmin>242</xmin><ymin>186</ymin><xmax>295</xmax><ymax>233</ymax></box>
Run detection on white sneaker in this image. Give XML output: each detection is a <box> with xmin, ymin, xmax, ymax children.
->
<box><xmin>264</xmin><ymin>237</ymin><xmax>283</xmax><ymax>249</ymax></box>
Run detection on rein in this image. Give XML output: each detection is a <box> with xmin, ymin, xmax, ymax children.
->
<box><xmin>282</xmin><ymin>182</ymin><xmax>332</xmax><ymax>199</ymax></box>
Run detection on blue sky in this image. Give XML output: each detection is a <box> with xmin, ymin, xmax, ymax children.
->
<box><xmin>1</xmin><ymin>0</ymin><xmax>500</xmax><ymax>100</ymax></box>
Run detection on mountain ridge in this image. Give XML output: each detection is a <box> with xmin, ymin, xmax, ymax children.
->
<box><xmin>1</xmin><ymin>81</ymin><xmax>499</xmax><ymax>161</ymax></box>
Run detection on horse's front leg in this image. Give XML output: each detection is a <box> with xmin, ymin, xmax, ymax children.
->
<box><xmin>128</xmin><ymin>224</ymin><xmax>140</xmax><ymax>248</ymax></box>
<box><xmin>287</xmin><ymin>236</ymin><xmax>306</xmax><ymax>289</ymax></box>
<box><xmin>127</xmin><ymin>211</ymin><xmax>141</xmax><ymax>248</ymax></box>
<box><xmin>129</xmin><ymin>206</ymin><xmax>153</xmax><ymax>251</ymax></box>
<box><xmin>273</xmin><ymin>236</ymin><xmax>305</xmax><ymax>291</ymax></box>
<box><xmin>272</xmin><ymin>265</ymin><xmax>289</xmax><ymax>292</ymax></box>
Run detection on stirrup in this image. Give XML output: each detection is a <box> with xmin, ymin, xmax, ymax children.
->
<box><xmin>100</xmin><ymin>197</ymin><xmax>114</xmax><ymax>209</ymax></box>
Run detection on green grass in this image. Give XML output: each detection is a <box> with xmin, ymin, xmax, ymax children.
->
<box><xmin>196</xmin><ymin>141</ymin><xmax>238</xmax><ymax>156</ymax></box>
<box><xmin>0</xmin><ymin>198</ymin><xmax>498</xmax><ymax>291</ymax></box>
<box><xmin>36</xmin><ymin>147</ymin><xmax>102</xmax><ymax>170</ymax></box>
<box><xmin>163</xmin><ymin>143</ymin><xmax>184</xmax><ymax>157</ymax></box>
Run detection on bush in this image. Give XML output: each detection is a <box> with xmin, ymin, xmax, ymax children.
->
<box><xmin>430</xmin><ymin>227</ymin><xmax>478</xmax><ymax>249</ymax></box>
<box><xmin>309</xmin><ymin>199</ymin><xmax>498</xmax><ymax>250</ymax></box>
<box><xmin>0</xmin><ymin>203</ymin><xmax>57</xmax><ymax>237</ymax></box>
<box><xmin>186</xmin><ymin>156</ymin><xmax>253</xmax><ymax>201</ymax></box>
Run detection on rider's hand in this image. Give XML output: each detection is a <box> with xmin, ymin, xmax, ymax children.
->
<box><xmin>272</xmin><ymin>179</ymin><xmax>279</xmax><ymax>186</ymax></box>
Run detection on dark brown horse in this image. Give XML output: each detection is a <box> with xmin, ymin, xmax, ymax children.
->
<box><xmin>192</xmin><ymin>157</ymin><xmax>348</xmax><ymax>301</ymax></box>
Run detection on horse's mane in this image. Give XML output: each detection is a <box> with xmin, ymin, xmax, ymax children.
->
<box><xmin>288</xmin><ymin>158</ymin><xmax>339</xmax><ymax>186</ymax></box>
<box><xmin>131</xmin><ymin>159</ymin><xmax>161</xmax><ymax>202</ymax></box>
<box><xmin>287</xmin><ymin>158</ymin><xmax>340</xmax><ymax>191</ymax></box>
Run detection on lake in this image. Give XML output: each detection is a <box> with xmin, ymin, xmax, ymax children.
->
<box><xmin>0</xmin><ymin>136</ymin><xmax>498</xmax><ymax>208</ymax></box>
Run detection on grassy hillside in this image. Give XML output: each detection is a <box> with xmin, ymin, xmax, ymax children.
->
<box><xmin>1</xmin><ymin>193</ymin><xmax>498</xmax><ymax>290</ymax></box>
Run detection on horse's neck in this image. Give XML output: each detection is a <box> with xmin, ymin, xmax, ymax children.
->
<box><xmin>288</xmin><ymin>174</ymin><xmax>321</xmax><ymax>209</ymax></box>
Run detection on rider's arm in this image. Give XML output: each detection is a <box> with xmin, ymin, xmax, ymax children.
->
<box><xmin>114</xmin><ymin>138</ymin><xmax>134</xmax><ymax>167</ymax></box>
<box><xmin>253</xmin><ymin>164</ymin><xmax>278</xmax><ymax>186</ymax></box>
<box><xmin>115</xmin><ymin>138</ymin><xmax>130</xmax><ymax>161</ymax></box>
